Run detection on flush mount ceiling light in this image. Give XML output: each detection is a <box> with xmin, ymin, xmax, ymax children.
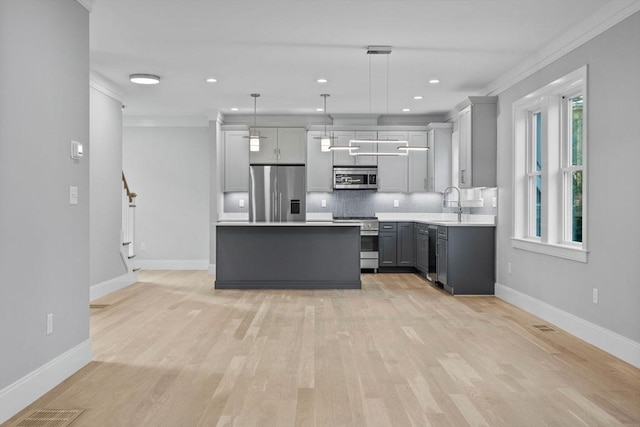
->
<box><xmin>413</xmin><ymin>96</ymin><xmax>423</xmax><ymax>100</ymax></box>
<box><xmin>206</xmin><ymin>78</ymin><xmax>217</xmax><ymax>83</ymax></box>
<box><xmin>429</xmin><ymin>79</ymin><xmax>440</xmax><ymax>84</ymax></box>
<box><xmin>317</xmin><ymin>78</ymin><xmax>328</xmax><ymax>83</ymax></box>
<box><xmin>243</xmin><ymin>93</ymin><xmax>267</xmax><ymax>152</ymax></box>
<box><xmin>129</xmin><ymin>73</ymin><xmax>160</xmax><ymax>85</ymax></box>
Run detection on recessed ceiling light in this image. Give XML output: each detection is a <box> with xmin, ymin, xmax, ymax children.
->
<box><xmin>230</xmin><ymin>107</ymin><xmax>239</xmax><ymax>111</ymax></box>
<box><xmin>206</xmin><ymin>78</ymin><xmax>217</xmax><ymax>83</ymax></box>
<box><xmin>317</xmin><ymin>78</ymin><xmax>328</xmax><ymax>83</ymax></box>
<box><xmin>402</xmin><ymin>108</ymin><xmax>411</xmax><ymax>112</ymax></box>
<box><xmin>413</xmin><ymin>96</ymin><xmax>423</xmax><ymax>100</ymax></box>
<box><xmin>316</xmin><ymin>108</ymin><xmax>324</xmax><ymax>112</ymax></box>
<box><xmin>129</xmin><ymin>74</ymin><xmax>160</xmax><ymax>85</ymax></box>
<box><xmin>429</xmin><ymin>79</ymin><xmax>440</xmax><ymax>84</ymax></box>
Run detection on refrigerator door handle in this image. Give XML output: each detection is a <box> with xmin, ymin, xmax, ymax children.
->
<box><xmin>278</xmin><ymin>192</ymin><xmax>282</xmax><ymax>221</ymax></box>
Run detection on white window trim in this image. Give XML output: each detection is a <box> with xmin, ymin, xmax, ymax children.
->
<box><xmin>512</xmin><ymin>66</ymin><xmax>588</xmax><ymax>263</ymax></box>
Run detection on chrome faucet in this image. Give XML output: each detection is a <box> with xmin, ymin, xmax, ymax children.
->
<box><xmin>443</xmin><ymin>186</ymin><xmax>463</xmax><ymax>223</ymax></box>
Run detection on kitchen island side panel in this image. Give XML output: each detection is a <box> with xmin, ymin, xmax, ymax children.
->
<box><xmin>216</xmin><ymin>225</ymin><xmax>361</xmax><ymax>289</ymax></box>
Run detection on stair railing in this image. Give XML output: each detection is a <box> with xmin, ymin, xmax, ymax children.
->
<box><xmin>122</xmin><ymin>172</ymin><xmax>139</xmax><ymax>271</ymax></box>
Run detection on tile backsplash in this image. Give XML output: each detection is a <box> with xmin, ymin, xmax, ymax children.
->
<box><xmin>224</xmin><ymin>188</ymin><xmax>497</xmax><ymax>217</ymax></box>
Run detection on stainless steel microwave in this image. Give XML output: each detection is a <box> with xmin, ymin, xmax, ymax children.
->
<box><xmin>333</xmin><ymin>167</ymin><xmax>378</xmax><ymax>190</ymax></box>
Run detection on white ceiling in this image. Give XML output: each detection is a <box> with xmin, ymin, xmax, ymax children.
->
<box><xmin>89</xmin><ymin>0</ymin><xmax>632</xmax><ymax>119</ymax></box>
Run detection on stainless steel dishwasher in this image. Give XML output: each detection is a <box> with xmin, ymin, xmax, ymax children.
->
<box><xmin>436</xmin><ymin>226</ymin><xmax>448</xmax><ymax>288</ymax></box>
<box><xmin>427</xmin><ymin>225</ymin><xmax>438</xmax><ymax>283</ymax></box>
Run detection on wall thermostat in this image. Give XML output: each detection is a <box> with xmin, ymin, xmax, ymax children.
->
<box><xmin>71</xmin><ymin>140</ymin><xmax>83</xmax><ymax>159</ymax></box>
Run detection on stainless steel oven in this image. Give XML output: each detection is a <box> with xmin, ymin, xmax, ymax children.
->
<box><xmin>333</xmin><ymin>167</ymin><xmax>377</xmax><ymax>190</ymax></box>
<box><xmin>333</xmin><ymin>216</ymin><xmax>379</xmax><ymax>272</ymax></box>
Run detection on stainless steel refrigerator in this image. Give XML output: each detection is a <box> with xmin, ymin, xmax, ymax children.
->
<box><xmin>249</xmin><ymin>164</ymin><xmax>306</xmax><ymax>222</ymax></box>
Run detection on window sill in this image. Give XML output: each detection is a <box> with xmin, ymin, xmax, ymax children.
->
<box><xmin>511</xmin><ymin>238</ymin><xmax>588</xmax><ymax>263</ymax></box>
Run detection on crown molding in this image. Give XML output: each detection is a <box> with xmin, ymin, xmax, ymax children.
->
<box><xmin>483</xmin><ymin>0</ymin><xmax>640</xmax><ymax>97</ymax></box>
<box><xmin>76</xmin><ymin>0</ymin><xmax>94</xmax><ymax>12</ymax></box>
<box><xmin>123</xmin><ymin>116</ymin><xmax>209</xmax><ymax>127</ymax></box>
<box><xmin>89</xmin><ymin>71</ymin><xmax>124</xmax><ymax>103</ymax></box>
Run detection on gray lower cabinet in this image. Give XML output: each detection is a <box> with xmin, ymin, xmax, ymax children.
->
<box><xmin>397</xmin><ymin>222</ymin><xmax>415</xmax><ymax>266</ymax></box>
<box><xmin>379</xmin><ymin>222</ymin><xmax>397</xmax><ymax>267</ymax></box>
<box><xmin>436</xmin><ymin>226</ymin><xmax>495</xmax><ymax>295</ymax></box>
<box><xmin>379</xmin><ymin>222</ymin><xmax>414</xmax><ymax>267</ymax></box>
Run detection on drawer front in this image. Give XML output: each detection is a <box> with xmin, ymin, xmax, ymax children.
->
<box><xmin>380</xmin><ymin>222</ymin><xmax>397</xmax><ymax>232</ymax></box>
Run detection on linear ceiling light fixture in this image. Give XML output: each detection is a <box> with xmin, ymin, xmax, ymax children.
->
<box><xmin>129</xmin><ymin>73</ymin><xmax>160</xmax><ymax>84</ymax></box>
<box><xmin>243</xmin><ymin>93</ymin><xmax>266</xmax><ymax>152</ymax></box>
<box><xmin>348</xmin><ymin>46</ymin><xmax>428</xmax><ymax>156</ymax></box>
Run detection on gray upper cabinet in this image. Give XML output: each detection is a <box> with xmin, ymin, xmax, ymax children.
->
<box><xmin>377</xmin><ymin>131</ymin><xmax>408</xmax><ymax>192</ymax></box>
<box><xmin>332</xmin><ymin>131</ymin><xmax>378</xmax><ymax>166</ymax></box>
<box><xmin>306</xmin><ymin>131</ymin><xmax>333</xmax><ymax>192</ymax></box>
<box><xmin>426</xmin><ymin>123</ymin><xmax>452</xmax><ymax>193</ymax></box>
<box><xmin>455</xmin><ymin>96</ymin><xmax>497</xmax><ymax>188</ymax></box>
<box><xmin>223</xmin><ymin>130</ymin><xmax>249</xmax><ymax>192</ymax></box>
<box><xmin>407</xmin><ymin>131</ymin><xmax>428</xmax><ymax>192</ymax></box>
<box><xmin>249</xmin><ymin>127</ymin><xmax>305</xmax><ymax>164</ymax></box>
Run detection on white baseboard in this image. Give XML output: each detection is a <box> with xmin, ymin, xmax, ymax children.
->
<box><xmin>135</xmin><ymin>259</ymin><xmax>209</xmax><ymax>270</ymax></box>
<box><xmin>495</xmin><ymin>283</ymin><xmax>640</xmax><ymax>368</ymax></box>
<box><xmin>208</xmin><ymin>263</ymin><xmax>216</xmax><ymax>275</ymax></box>
<box><xmin>0</xmin><ymin>339</ymin><xmax>92</xmax><ymax>424</ymax></box>
<box><xmin>90</xmin><ymin>272</ymin><xmax>137</xmax><ymax>302</ymax></box>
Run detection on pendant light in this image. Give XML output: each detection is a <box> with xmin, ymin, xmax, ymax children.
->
<box><xmin>244</xmin><ymin>93</ymin><xmax>266</xmax><ymax>152</ymax></box>
<box><xmin>314</xmin><ymin>94</ymin><xmax>334</xmax><ymax>152</ymax></box>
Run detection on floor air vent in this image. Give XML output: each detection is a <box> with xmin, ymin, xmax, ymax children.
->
<box><xmin>14</xmin><ymin>409</ymin><xmax>84</xmax><ymax>427</ymax></box>
<box><xmin>533</xmin><ymin>324</ymin><xmax>556</xmax><ymax>332</ymax></box>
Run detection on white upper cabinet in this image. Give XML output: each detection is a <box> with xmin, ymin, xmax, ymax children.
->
<box><xmin>426</xmin><ymin>123</ymin><xmax>452</xmax><ymax>193</ymax></box>
<box><xmin>249</xmin><ymin>127</ymin><xmax>305</xmax><ymax>164</ymax></box>
<box><xmin>306</xmin><ymin>131</ymin><xmax>333</xmax><ymax>192</ymax></box>
<box><xmin>377</xmin><ymin>131</ymin><xmax>408</xmax><ymax>192</ymax></box>
<box><xmin>223</xmin><ymin>130</ymin><xmax>249</xmax><ymax>192</ymax></box>
<box><xmin>332</xmin><ymin>131</ymin><xmax>378</xmax><ymax>166</ymax></box>
<box><xmin>454</xmin><ymin>96</ymin><xmax>497</xmax><ymax>188</ymax></box>
<box><xmin>276</xmin><ymin>128</ymin><xmax>306</xmax><ymax>163</ymax></box>
<box><xmin>407</xmin><ymin>131</ymin><xmax>428</xmax><ymax>192</ymax></box>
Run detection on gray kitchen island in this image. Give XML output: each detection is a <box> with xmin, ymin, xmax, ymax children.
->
<box><xmin>215</xmin><ymin>222</ymin><xmax>361</xmax><ymax>289</ymax></box>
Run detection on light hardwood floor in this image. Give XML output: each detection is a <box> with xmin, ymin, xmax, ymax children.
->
<box><xmin>5</xmin><ymin>271</ymin><xmax>640</xmax><ymax>426</ymax></box>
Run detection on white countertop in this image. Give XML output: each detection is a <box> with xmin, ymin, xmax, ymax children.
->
<box><xmin>375</xmin><ymin>213</ymin><xmax>496</xmax><ymax>227</ymax></box>
<box><xmin>216</xmin><ymin>212</ymin><xmax>495</xmax><ymax>227</ymax></box>
<box><xmin>217</xmin><ymin>221</ymin><xmax>358</xmax><ymax>227</ymax></box>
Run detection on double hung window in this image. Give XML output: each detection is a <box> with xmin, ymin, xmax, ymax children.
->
<box><xmin>512</xmin><ymin>66</ymin><xmax>587</xmax><ymax>262</ymax></box>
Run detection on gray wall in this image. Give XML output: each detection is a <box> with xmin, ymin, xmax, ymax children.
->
<box><xmin>496</xmin><ymin>13</ymin><xmax>640</xmax><ymax>342</ymax></box>
<box><xmin>90</xmin><ymin>87</ymin><xmax>127</xmax><ymax>285</ymax></box>
<box><xmin>123</xmin><ymin>126</ymin><xmax>210</xmax><ymax>264</ymax></box>
<box><xmin>0</xmin><ymin>0</ymin><xmax>90</xmax><ymax>388</ymax></box>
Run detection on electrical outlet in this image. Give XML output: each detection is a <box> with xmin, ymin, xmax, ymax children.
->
<box><xmin>593</xmin><ymin>288</ymin><xmax>598</xmax><ymax>304</ymax></box>
<box><xmin>321</xmin><ymin>199</ymin><xmax>326</xmax><ymax>208</ymax></box>
<box><xmin>492</xmin><ymin>197</ymin><xmax>497</xmax><ymax>208</ymax></box>
<box><xmin>46</xmin><ymin>313</ymin><xmax>53</xmax><ymax>335</ymax></box>
<box><xmin>508</xmin><ymin>262</ymin><xmax>512</xmax><ymax>274</ymax></box>
<box><xmin>239</xmin><ymin>199</ymin><xmax>245</xmax><ymax>208</ymax></box>
<box><xmin>141</xmin><ymin>243</ymin><xmax>146</xmax><ymax>251</ymax></box>
<box><xmin>69</xmin><ymin>186</ymin><xmax>78</xmax><ymax>205</ymax></box>
<box><xmin>393</xmin><ymin>199</ymin><xmax>399</xmax><ymax>208</ymax></box>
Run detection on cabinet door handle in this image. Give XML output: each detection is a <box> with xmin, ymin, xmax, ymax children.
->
<box><xmin>461</xmin><ymin>169</ymin><xmax>466</xmax><ymax>184</ymax></box>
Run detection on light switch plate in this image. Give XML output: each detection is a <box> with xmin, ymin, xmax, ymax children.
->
<box><xmin>239</xmin><ymin>199</ymin><xmax>245</xmax><ymax>208</ymax></box>
<box><xmin>321</xmin><ymin>199</ymin><xmax>326</xmax><ymax>208</ymax></box>
<box><xmin>69</xmin><ymin>186</ymin><xmax>78</xmax><ymax>205</ymax></box>
<box><xmin>393</xmin><ymin>200</ymin><xmax>399</xmax><ymax>208</ymax></box>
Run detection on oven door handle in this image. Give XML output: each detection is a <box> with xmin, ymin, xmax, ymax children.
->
<box><xmin>361</xmin><ymin>230</ymin><xmax>379</xmax><ymax>236</ymax></box>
